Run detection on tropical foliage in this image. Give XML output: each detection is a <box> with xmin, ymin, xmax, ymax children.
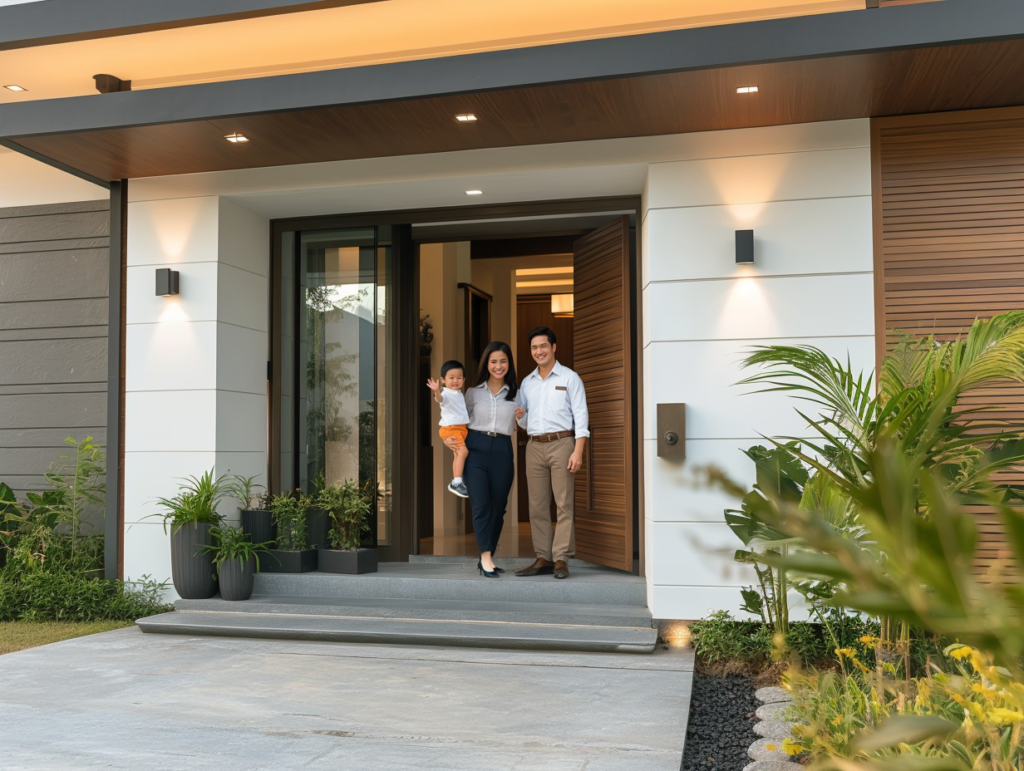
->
<box><xmin>318</xmin><ymin>480</ymin><xmax>373</xmax><ymax>551</ymax></box>
<box><xmin>154</xmin><ymin>470</ymin><xmax>228</xmax><ymax>534</ymax></box>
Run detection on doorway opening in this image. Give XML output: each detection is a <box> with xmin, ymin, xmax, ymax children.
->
<box><xmin>412</xmin><ymin>210</ymin><xmax>638</xmax><ymax>571</ymax></box>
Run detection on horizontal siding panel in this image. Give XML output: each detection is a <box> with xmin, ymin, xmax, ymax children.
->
<box><xmin>0</xmin><ymin>393</ymin><xmax>107</xmax><ymax>430</ymax></box>
<box><xmin>0</xmin><ymin>249</ymin><xmax>108</xmax><ymax>302</ymax></box>
<box><xmin>0</xmin><ymin>297</ymin><xmax>108</xmax><ymax>331</ymax></box>
<box><xmin>0</xmin><ymin>338</ymin><xmax>107</xmax><ymax>386</ymax></box>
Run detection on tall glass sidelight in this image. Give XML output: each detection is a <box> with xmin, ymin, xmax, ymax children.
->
<box><xmin>276</xmin><ymin>226</ymin><xmax>393</xmax><ymax>548</ymax></box>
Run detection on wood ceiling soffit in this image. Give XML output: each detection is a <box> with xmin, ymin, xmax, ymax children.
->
<box><xmin>11</xmin><ymin>38</ymin><xmax>1024</xmax><ymax>181</ymax></box>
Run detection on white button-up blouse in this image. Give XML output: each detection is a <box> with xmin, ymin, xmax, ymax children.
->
<box><xmin>465</xmin><ymin>382</ymin><xmax>518</xmax><ymax>436</ymax></box>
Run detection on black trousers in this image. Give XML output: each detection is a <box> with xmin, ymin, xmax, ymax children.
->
<box><xmin>464</xmin><ymin>430</ymin><xmax>514</xmax><ymax>554</ymax></box>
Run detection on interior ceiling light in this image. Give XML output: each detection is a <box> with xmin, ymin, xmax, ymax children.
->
<box><xmin>516</xmin><ymin>267</ymin><xmax>574</xmax><ymax>277</ymax></box>
<box><xmin>736</xmin><ymin>86</ymin><xmax>759</xmax><ymax>94</ymax></box>
<box><xmin>225</xmin><ymin>133</ymin><xmax>249</xmax><ymax>143</ymax></box>
<box><xmin>466</xmin><ymin>190</ymin><xmax>483</xmax><ymax>196</ymax></box>
<box><xmin>3</xmin><ymin>85</ymin><xmax>27</xmax><ymax>92</ymax></box>
<box><xmin>455</xmin><ymin>114</ymin><xmax>478</xmax><ymax>123</ymax></box>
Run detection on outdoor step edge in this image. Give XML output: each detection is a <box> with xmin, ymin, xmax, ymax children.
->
<box><xmin>174</xmin><ymin>598</ymin><xmax>653</xmax><ymax>627</ymax></box>
<box><xmin>136</xmin><ymin>612</ymin><xmax>659</xmax><ymax>654</ymax></box>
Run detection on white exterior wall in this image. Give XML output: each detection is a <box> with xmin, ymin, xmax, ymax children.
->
<box><xmin>122</xmin><ymin>196</ymin><xmax>268</xmax><ymax>591</ymax></box>
<box><xmin>640</xmin><ymin>121</ymin><xmax>875</xmax><ymax>620</ymax></box>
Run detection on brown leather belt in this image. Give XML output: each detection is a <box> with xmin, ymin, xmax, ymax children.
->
<box><xmin>530</xmin><ymin>430</ymin><xmax>574</xmax><ymax>443</ymax></box>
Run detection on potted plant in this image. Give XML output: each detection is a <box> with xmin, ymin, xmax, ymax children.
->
<box><xmin>227</xmin><ymin>474</ymin><xmax>272</xmax><ymax>545</ymax></box>
<box><xmin>201</xmin><ymin>525</ymin><xmax>271</xmax><ymax>601</ymax></box>
<box><xmin>262</xmin><ymin>490</ymin><xmax>317</xmax><ymax>573</ymax></box>
<box><xmin>317</xmin><ymin>479</ymin><xmax>377</xmax><ymax>574</ymax></box>
<box><xmin>155</xmin><ymin>470</ymin><xmax>227</xmax><ymax>599</ymax></box>
<box><xmin>306</xmin><ymin>471</ymin><xmax>330</xmax><ymax>550</ymax></box>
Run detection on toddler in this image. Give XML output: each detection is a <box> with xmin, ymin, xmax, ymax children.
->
<box><xmin>427</xmin><ymin>360</ymin><xmax>470</xmax><ymax>498</ymax></box>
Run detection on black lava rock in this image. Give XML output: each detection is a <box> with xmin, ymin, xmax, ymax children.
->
<box><xmin>680</xmin><ymin>672</ymin><xmax>759</xmax><ymax>771</ymax></box>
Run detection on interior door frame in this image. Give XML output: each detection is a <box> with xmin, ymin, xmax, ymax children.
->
<box><xmin>269</xmin><ymin>196</ymin><xmax>643</xmax><ymax>569</ymax></box>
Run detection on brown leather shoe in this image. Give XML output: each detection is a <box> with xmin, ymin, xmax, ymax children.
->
<box><xmin>514</xmin><ymin>558</ymin><xmax>554</xmax><ymax>577</ymax></box>
<box><xmin>553</xmin><ymin>560</ymin><xmax>570</xmax><ymax>579</ymax></box>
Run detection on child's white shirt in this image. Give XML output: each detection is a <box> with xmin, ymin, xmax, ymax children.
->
<box><xmin>438</xmin><ymin>388</ymin><xmax>470</xmax><ymax>426</ymax></box>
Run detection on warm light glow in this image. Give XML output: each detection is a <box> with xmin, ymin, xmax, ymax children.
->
<box><xmin>551</xmin><ymin>293</ymin><xmax>574</xmax><ymax>317</ymax></box>
<box><xmin>225</xmin><ymin>132</ymin><xmax>249</xmax><ymax>143</ymax></box>
<box><xmin>659</xmin><ymin>621</ymin><xmax>692</xmax><ymax>649</ymax></box>
<box><xmin>516</xmin><ymin>279</ymin><xmax>574</xmax><ymax>288</ymax></box>
<box><xmin>3</xmin><ymin>85</ymin><xmax>27</xmax><ymax>92</ymax></box>
<box><xmin>516</xmin><ymin>266</ymin><xmax>574</xmax><ymax>277</ymax></box>
<box><xmin>465</xmin><ymin>189</ymin><xmax>483</xmax><ymax>195</ymax></box>
<box><xmin>736</xmin><ymin>85</ymin><xmax>759</xmax><ymax>94</ymax></box>
<box><xmin>455</xmin><ymin>113</ymin><xmax>478</xmax><ymax>123</ymax></box>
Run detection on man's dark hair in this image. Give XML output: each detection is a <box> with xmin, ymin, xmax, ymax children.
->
<box><xmin>440</xmin><ymin>360</ymin><xmax>465</xmax><ymax>378</ymax></box>
<box><xmin>527</xmin><ymin>326</ymin><xmax>557</xmax><ymax>347</ymax></box>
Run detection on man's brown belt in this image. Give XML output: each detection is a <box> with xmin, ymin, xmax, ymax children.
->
<box><xmin>530</xmin><ymin>430</ymin><xmax>574</xmax><ymax>443</ymax></box>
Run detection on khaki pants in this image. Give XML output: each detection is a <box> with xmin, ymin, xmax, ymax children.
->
<box><xmin>525</xmin><ymin>436</ymin><xmax>576</xmax><ymax>562</ymax></box>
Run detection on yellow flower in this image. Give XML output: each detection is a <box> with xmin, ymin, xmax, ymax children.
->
<box><xmin>949</xmin><ymin>646</ymin><xmax>973</xmax><ymax>661</ymax></box>
<box><xmin>835</xmin><ymin>648</ymin><xmax>857</xmax><ymax>659</ymax></box>
<box><xmin>765</xmin><ymin>744</ymin><xmax>778</xmax><ymax>751</ymax></box>
<box><xmin>781</xmin><ymin>738</ymin><xmax>802</xmax><ymax>757</ymax></box>
<box><xmin>987</xmin><ymin>708</ymin><xmax>1024</xmax><ymax>726</ymax></box>
<box><xmin>859</xmin><ymin>635</ymin><xmax>879</xmax><ymax>646</ymax></box>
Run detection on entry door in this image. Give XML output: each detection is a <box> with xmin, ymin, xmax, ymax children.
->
<box><xmin>572</xmin><ymin>217</ymin><xmax>634</xmax><ymax>572</ymax></box>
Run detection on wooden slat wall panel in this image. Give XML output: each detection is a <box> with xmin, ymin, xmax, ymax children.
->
<box><xmin>872</xmin><ymin>107</ymin><xmax>1024</xmax><ymax>579</ymax></box>
<box><xmin>0</xmin><ymin>200</ymin><xmax>109</xmax><ymax>497</ymax></box>
<box><xmin>572</xmin><ymin>217</ymin><xmax>633</xmax><ymax>572</ymax></box>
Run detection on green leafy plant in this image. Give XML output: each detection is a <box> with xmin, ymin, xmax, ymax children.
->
<box><xmin>0</xmin><ymin>572</ymin><xmax>171</xmax><ymax>622</ymax></box>
<box><xmin>154</xmin><ymin>470</ymin><xmax>227</xmax><ymax>534</ymax></box>
<box><xmin>318</xmin><ymin>480</ymin><xmax>372</xmax><ymax>551</ymax></box>
<box><xmin>268</xmin><ymin>490</ymin><xmax>311</xmax><ymax>551</ymax></box>
<box><xmin>200</xmin><ymin>525</ymin><xmax>271</xmax><ymax>571</ymax></box>
<box><xmin>225</xmin><ymin>474</ymin><xmax>265</xmax><ymax>512</ymax></box>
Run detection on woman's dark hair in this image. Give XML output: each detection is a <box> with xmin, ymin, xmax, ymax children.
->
<box><xmin>473</xmin><ymin>342</ymin><xmax>517</xmax><ymax>400</ymax></box>
<box><xmin>527</xmin><ymin>326</ymin><xmax>557</xmax><ymax>346</ymax></box>
<box><xmin>440</xmin><ymin>360</ymin><xmax>465</xmax><ymax>378</ymax></box>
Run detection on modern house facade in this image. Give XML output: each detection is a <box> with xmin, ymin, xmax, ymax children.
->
<box><xmin>1</xmin><ymin>0</ymin><xmax>1022</xmax><ymax>622</ymax></box>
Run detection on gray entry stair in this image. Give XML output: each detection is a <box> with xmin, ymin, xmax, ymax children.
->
<box><xmin>136</xmin><ymin>561</ymin><xmax>657</xmax><ymax>654</ymax></box>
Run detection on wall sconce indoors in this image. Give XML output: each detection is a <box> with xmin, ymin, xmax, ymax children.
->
<box><xmin>735</xmin><ymin>230</ymin><xmax>755</xmax><ymax>264</ymax></box>
<box><xmin>155</xmin><ymin>268</ymin><xmax>180</xmax><ymax>296</ymax></box>
<box><xmin>551</xmin><ymin>293</ymin><xmax>574</xmax><ymax>318</ymax></box>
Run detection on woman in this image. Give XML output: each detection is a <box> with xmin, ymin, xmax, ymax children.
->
<box><xmin>457</xmin><ymin>341</ymin><xmax>523</xmax><ymax>577</ymax></box>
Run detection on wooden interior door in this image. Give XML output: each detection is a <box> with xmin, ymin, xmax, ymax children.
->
<box><xmin>572</xmin><ymin>216</ymin><xmax>634</xmax><ymax>572</ymax></box>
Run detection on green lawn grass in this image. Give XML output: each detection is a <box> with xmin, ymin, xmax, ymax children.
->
<box><xmin>0</xmin><ymin>620</ymin><xmax>132</xmax><ymax>655</ymax></box>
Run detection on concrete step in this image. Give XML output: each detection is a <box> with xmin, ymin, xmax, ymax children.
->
<box><xmin>409</xmin><ymin>554</ymin><xmax>610</xmax><ymax>570</ymax></box>
<box><xmin>174</xmin><ymin>595</ymin><xmax>653</xmax><ymax>627</ymax></box>
<box><xmin>136</xmin><ymin>611</ymin><xmax>658</xmax><ymax>653</ymax></box>
<box><xmin>251</xmin><ymin>562</ymin><xmax>646</xmax><ymax>606</ymax></box>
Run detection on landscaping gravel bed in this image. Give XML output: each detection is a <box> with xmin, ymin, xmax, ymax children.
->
<box><xmin>680</xmin><ymin>671</ymin><xmax>760</xmax><ymax>771</ymax></box>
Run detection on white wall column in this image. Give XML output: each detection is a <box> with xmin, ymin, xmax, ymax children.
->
<box><xmin>640</xmin><ymin>120</ymin><xmax>876</xmax><ymax>620</ymax></box>
<box><xmin>122</xmin><ymin>196</ymin><xmax>268</xmax><ymax>592</ymax></box>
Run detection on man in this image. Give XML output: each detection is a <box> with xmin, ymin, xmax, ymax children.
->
<box><xmin>514</xmin><ymin>326</ymin><xmax>589</xmax><ymax>580</ymax></box>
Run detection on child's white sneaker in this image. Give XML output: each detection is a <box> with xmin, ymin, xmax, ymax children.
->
<box><xmin>447</xmin><ymin>481</ymin><xmax>469</xmax><ymax>498</ymax></box>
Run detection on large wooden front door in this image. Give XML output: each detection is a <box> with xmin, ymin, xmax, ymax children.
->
<box><xmin>572</xmin><ymin>217</ymin><xmax>634</xmax><ymax>572</ymax></box>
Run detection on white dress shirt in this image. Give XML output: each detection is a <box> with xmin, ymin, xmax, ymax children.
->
<box><xmin>465</xmin><ymin>383</ymin><xmax>517</xmax><ymax>436</ymax></box>
<box><xmin>516</xmin><ymin>361</ymin><xmax>590</xmax><ymax>438</ymax></box>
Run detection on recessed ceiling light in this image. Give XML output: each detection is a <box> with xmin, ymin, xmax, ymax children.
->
<box><xmin>736</xmin><ymin>86</ymin><xmax>759</xmax><ymax>94</ymax></box>
<box><xmin>225</xmin><ymin>132</ymin><xmax>249</xmax><ymax>143</ymax></box>
<box><xmin>465</xmin><ymin>190</ymin><xmax>483</xmax><ymax>196</ymax></box>
<box><xmin>455</xmin><ymin>114</ymin><xmax>478</xmax><ymax>123</ymax></box>
<box><xmin>3</xmin><ymin>85</ymin><xmax>27</xmax><ymax>92</ymax></box>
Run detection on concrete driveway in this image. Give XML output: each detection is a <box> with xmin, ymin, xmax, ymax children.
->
<box><xmin>0</xmin><ymin>627</ymin><xmax>692</xmax><ymax>770</ymax></box>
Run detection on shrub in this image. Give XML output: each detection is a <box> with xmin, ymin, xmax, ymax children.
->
<box><xmin>0</xmin><ymin>571</ymin><xmax>170</xmax><ymax>622</ymax></box>
<box><xmin>269</xmin><ymin>490</ymin><xmax>312</xmax><ymax>550</ymax></box>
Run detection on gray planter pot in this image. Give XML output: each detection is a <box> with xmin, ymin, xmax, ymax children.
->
<box><xmin>261</xmin><ymin>548</ymin><xmax>317</xmax><ymax>573</ymax></box>
<box><xmin>241</xmin><ymin>509</ymin><xmax>273</xmax><ymax>545</ymax></box>
<box><xmin>169</xmin><ymin>522</ymin><xmax>218</xmax><ymax>599</ymax></box>
<box><xmin>318</xmin><ymin>547</ymin><xmax>378</xmax><ymax>575</ymax></box>
<box><xmin>307</xmin><ymin>508</ymin><xmax>330</xmax><ymax>550</ymax></box>
<box><xmin>217</xmin><ymin>556</ymin><xmax>256</xmax><ymax>601</ymax></box>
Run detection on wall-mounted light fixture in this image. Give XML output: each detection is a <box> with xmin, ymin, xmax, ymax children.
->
<box><xmin>551</xmin><ymin>294</ymin><xmax>574</xmax><ymax>318</ymax></box>
<box><xmin>155</xmin><ymin>268</ymin><xmax>180</xmax><ymax>296</ymax></box>
<box><xmin>735</xmin><ymin>230</ymin><xmax>755</xmax><ymax>264</ymax></box>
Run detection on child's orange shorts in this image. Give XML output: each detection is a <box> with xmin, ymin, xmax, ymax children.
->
<box><xmin>439</xmin><ymin>424</ymin><xmax>468</xmax><ymax>447</ymax></box>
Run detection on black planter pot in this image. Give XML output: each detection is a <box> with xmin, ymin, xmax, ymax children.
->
<box><xmin>318</xmin><ymin>547</ymin><xmax>378</xmax><ymax>575</ymax></box>
<box><xmin>307</xmin><ymin>508</ymin><xmax>330</xmax><ymax>550</ymax></box>
<box><xmin>241</xmin><ymin>509</ymin><xmax>274</xmax><ymax>545</ymax></box>
<box><xmin>261</xmin><ymin>548</ymin><xmax>317</xmax><ymax>573</ymax></box>
<box><xmin>217</xmin><ymin>556</ymin><xmax>256</xmax><ymax>601</ymax></box>
<box><xmin>169</xmin><ymin>522</ymin><xmax>218</xmax><ymax>599</ymax></box>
